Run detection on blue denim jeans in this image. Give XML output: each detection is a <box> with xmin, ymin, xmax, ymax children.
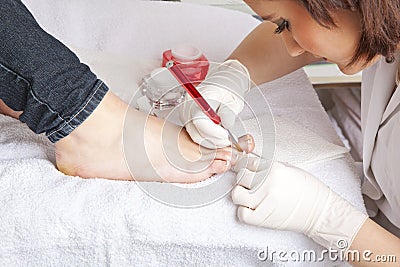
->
<box><xmin>0</xmin><ymin>0</ymin><xmax>109</xmax><ymax>142</ymax></box>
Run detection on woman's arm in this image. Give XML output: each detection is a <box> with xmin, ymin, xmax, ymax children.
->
<box><xmin>228</xmin><ymin>21</ymin><xmax>319</xmax><ymax>85</ymax></box>
<box><xmin>349</xmin><ymin>218</ymin><xmax>400</xmax><ymax>266</ymax></box>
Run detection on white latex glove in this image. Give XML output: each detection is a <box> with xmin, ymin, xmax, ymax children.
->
<box><xmin>232</xmin><ymin>161</ymin><xmax>368</xmax><ymax>251</ymax></box>
<box><xmin>231</xmin><ymin>154</ymin><xmax>268</xmax><ymax>174</ymax></box>
<box><xmin>179</xmin><ymin>59</ymin><xmax>251</xmax><ymax>149</ymax></box>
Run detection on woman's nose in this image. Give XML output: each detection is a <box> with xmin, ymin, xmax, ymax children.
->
<box><xmin>282</xmin><ymin>33</ymin><xmax>305</xmax><ymax>57</ymax></box>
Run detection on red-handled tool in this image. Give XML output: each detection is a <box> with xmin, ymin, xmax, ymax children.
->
<box><xmin>166</xmin><ymin>60</ymin><xmax>247</xmax><ymax>153</ymax></box>
<box><xmin>166</xmin><ymin>61</ymin><xmax>221</xmax><ymax>123</ymax></box>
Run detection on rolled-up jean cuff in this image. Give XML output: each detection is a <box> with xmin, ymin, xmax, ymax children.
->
<box><xmin>46</xmin><ymin>81</ymin><xmax>109</xmax><ymax>143</ymax></box>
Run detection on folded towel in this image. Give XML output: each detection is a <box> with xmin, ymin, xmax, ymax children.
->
<box><xmin>233</xmin><ymin>114</ymin><xmax>349</xmax><ymax>167</ymax></box>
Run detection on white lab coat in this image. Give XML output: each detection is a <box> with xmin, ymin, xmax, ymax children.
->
<box><xmin>361</xmin><ymin>54</ymin><xmax>400</xmax><ymax>234</ymax></box>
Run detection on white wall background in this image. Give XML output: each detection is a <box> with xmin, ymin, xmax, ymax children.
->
<box><xmin>165</xmin><ymin>0</ymin><xmax>255</xmax><ymax>14</ymax></box>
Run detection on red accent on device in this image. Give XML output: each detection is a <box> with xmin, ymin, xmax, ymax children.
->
<box><xmin>167</xmin><ymin>62</ymin><xmax>221</xmax><ymax>125</ymax></box>
<box><xmin>162</xmin><ymin>49</ymin><xmax>209</xmax><ymax>84</ymax></box>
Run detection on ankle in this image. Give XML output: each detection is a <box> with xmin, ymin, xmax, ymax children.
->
<box><xmin>55</xmin><ymin>91</ymin><xmax>129</xmax><ymax>178</ymax></box>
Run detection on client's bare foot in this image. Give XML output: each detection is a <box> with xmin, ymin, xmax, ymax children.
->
<box><xmin>0</xmin><ymin>99</ymin><xmax>22</xmax><ymax>119</ymax></box>
<box><xmin>55</xmin><ymin>92</ymin><xmax>233</xmax><ymax>183</ymax></box>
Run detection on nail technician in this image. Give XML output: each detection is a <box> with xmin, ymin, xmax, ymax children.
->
<box><xmin>180</xmin><ymin>0</ymin><xmax>400</xmax><ymax>265</ymax></box>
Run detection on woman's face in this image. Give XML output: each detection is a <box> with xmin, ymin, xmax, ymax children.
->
<box><xmin>244</xmin><ymin>0</ymin><xmax>379</xmax><ymax>74</ymax></box>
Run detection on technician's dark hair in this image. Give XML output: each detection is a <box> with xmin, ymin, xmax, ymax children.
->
<box><xmin>299</xmin><ymin>0</ymin><xmax>400</xmax><ymax>65</ymax></box>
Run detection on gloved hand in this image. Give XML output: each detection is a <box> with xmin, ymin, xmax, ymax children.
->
<box><xmin>179</xmin><ymin>59</ymin><xmax>251</xmax><ymax>149</ymax></box>
<box><xmin>231</xmin><ymin>161</ymin><xmax>368</xmax><ymax>251</ymax></box>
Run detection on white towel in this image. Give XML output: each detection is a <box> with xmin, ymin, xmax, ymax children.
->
<box><xmin>233</xmin><ymin>114</ymin><xmax>349</xmax><ymax>167</ymax></box>
<box><xmin>0</xmin><ymin>112</ymin><xmax>353</xmax><ymax>266</ymax></box>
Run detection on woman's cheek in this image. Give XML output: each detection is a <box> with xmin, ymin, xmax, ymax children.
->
<box><xmin>291</xmin><ymin>26</ymin><xmax>323</xmax><ymax>53</ymax></box>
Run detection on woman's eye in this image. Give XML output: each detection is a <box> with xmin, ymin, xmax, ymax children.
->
<box><xmin>274</xmin><ymin>19</ymin><xmax>290</xmax><ymax>34</ymax></box>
